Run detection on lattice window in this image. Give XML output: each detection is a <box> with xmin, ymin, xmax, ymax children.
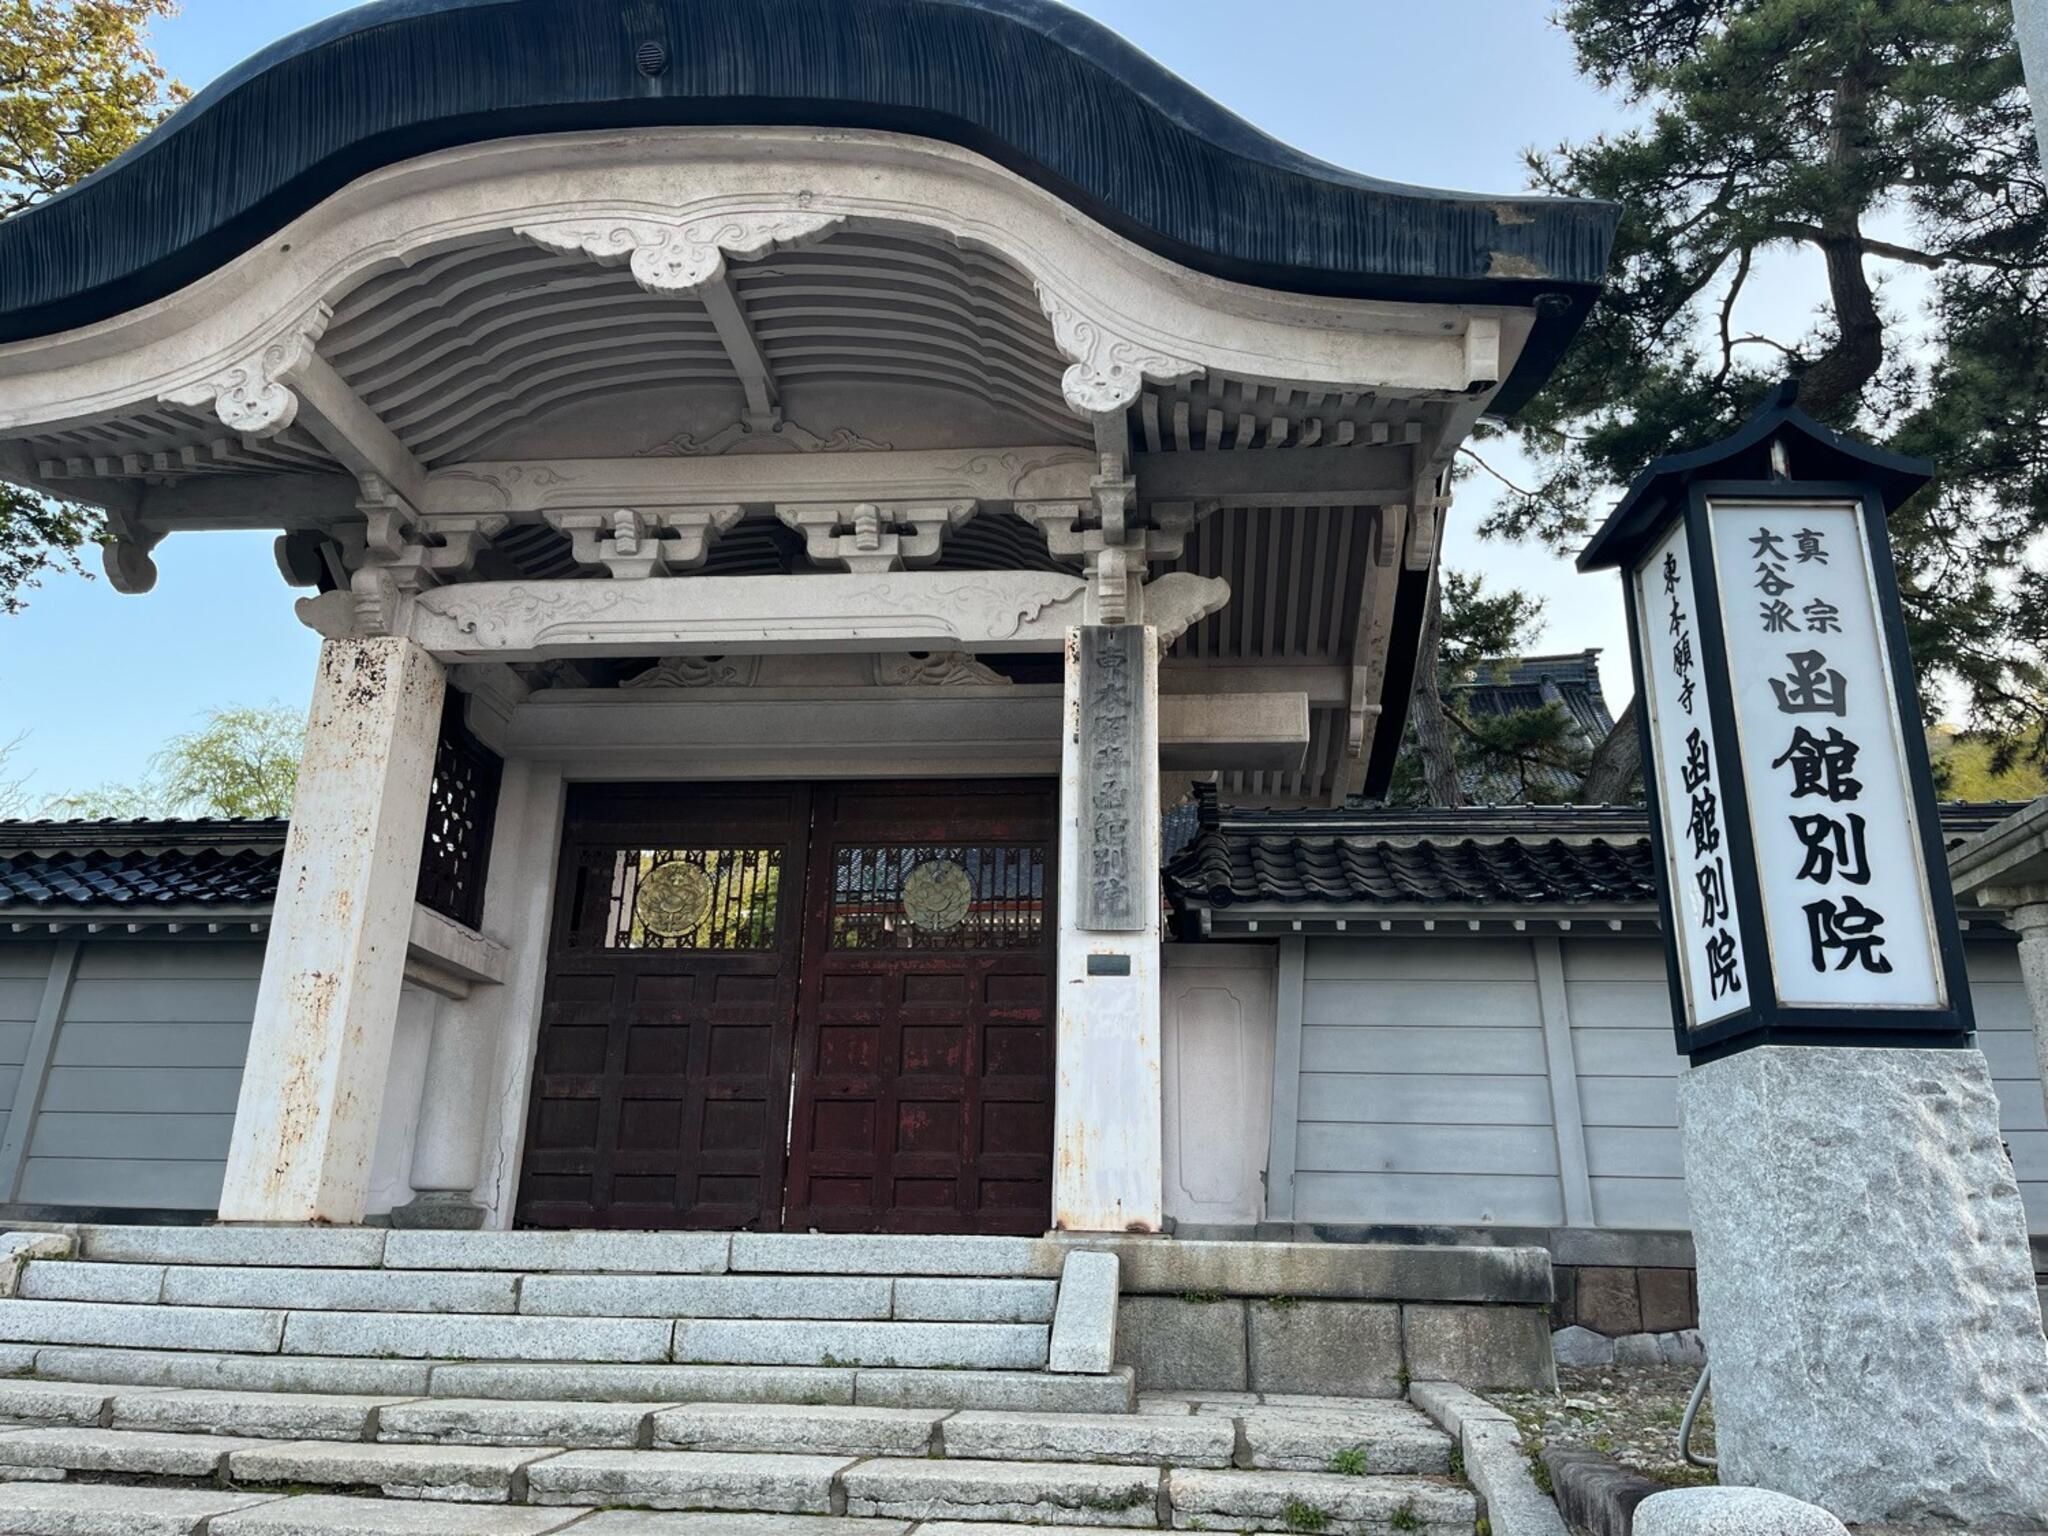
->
<box><xmin>828</xmin><ymin>842</ymin><xmax>1046</xmax><ymax>950</ymax></box>
<box><xmin>571</xmin><ymin>847</ymin><xmax>785</xmax><ymax>951</ymax></box>
<box><xmin>414</xmin><ymin>696</ymin><xmax>503</xmax><ymax>930</ymax></box>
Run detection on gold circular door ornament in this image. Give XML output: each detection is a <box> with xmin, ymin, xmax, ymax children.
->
<box><xmin>637</xmin><ymin>859</ymin><xmax>714</xmax><ymax>938</ymax></box>
<box><xmin>902</xmin><ymin>857</ymin><xmax>973</xmax><ymax>932</ymax></box>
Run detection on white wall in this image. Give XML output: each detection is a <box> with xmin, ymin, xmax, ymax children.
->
<box><xmin>1292</xmin><ymin>936</ymin><xmax>1564</xmax><ymax>1228</ymax></box>
<box><xmin>1160</xmin><ymin>944</ymin><xmax>1275</xmax><ymax>1229</ymax></box>
<box><xmin>1236</xmin><ymin>930</ymin><xmax>2041</xmax><ymax>1236</ymax></box>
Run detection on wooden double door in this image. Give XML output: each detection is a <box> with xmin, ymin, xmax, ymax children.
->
<box><xmin>515</xmin><ymin>781</ymin><xmax>1056</xmax><ymax>1234</ymax></box>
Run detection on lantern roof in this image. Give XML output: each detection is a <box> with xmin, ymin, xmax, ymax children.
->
<box><xmin>0</xmin><ymin>0</ymin><xmax>1614</xmax><ymax>409</ymax></box>
<box><xmin>1576</xmin><ymin>380</ymin><xmax>1934</xmax><ymax>574</ymax></box>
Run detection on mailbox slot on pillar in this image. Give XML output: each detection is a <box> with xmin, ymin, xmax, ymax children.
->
<box><xmin>1579</xmin><ymin>381</ymin><xmax>1972</xmax><ymax>1062</ymax></box>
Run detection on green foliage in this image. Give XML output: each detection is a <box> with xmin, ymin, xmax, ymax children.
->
<box><xmin>1327</xmin><ymin>1445</ymin><xmax>1369</xmax><ymax>1476</ymax></box>
<box><xmin>37</xmin><ymin>703</ymin><xmax>303</xmax><ymax>818</ymax></box>
<box><xmin>1281</xmin><ymin>1497</ymin><xmax>1333</xmax><ymax>1533</ymax></box>
<box><xmin>1390</xmin><ymin>1500</ymin><xmax>1422</xmax><ymax>1533</ymax></box>
<box><xmin>1389</xmin><ymin>571</ymin><xmax>1593</xmax><ymax>805</ymax></box>
<box><xmin>1493</xmin><ymin>0</ymin><xmax>2047</xmax><ymax>761</ymax></box>
<box><xmin>1927</xmin><ymin>726</ymin><xmax>2048</xmax><ymax>800</ymax></box>
<box><xmin>0</xmin><ymin>0</ymin><xmax>186</xmax><ymax>614</ymax></box>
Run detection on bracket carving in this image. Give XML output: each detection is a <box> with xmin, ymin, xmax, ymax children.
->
<box><xmin>518</xmin><ymin>211</ymin><xmax>845</xmax><ymax>297</ymax></box>
<box><xmin>1037</xmin><ymin>290</ymin><xmax>1203</xmax><ymax>415</ymax></box>
<box><xmin>1142</xmin><ymin>572</ymin><xmax>1232</xmax><ymax>648</ymax></box>
<box><xmin>337</xmin><ymin>478</ymin><xmax>506</xmax><ymax>635</ymax></box>
<box><xmin>1016</xmin><ymin>468</ymin><xmax>1204</xmax><ymax>625</ymax></box>
<box><xmin>874</xmin><ymin>652</ymin><xmax>1008</xmax><ymax>686</ymax></box>
<box><xmin>100</xmin><ymin>509</ymin><xmax>163</xmax><ymax>595</ymax></box>
<box><xmin>777</xmin><ymin>501</ymin><xmax>976</xmax><ymax>573</ymax></box>
<box><xmin>546</xmin><ymin>506</ymin><xmax>744</xmax><ymax>578</ymax></box>
<box><xmin>160</xmin><ymin>303</ymin><xmax>333</xmax><ymax>437</ymax></box>
<box><xmin>622</xmin><ymin>654</ymin><xmax>763</xmax><ymax>690</ymax></box>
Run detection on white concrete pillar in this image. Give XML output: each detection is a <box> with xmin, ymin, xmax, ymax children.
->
<box><xmin>469</xmin><ymin>760</ymin><xmax>567</xmax><ymax>1229</ymax></box>
<box><xmin>2008</xmin><ymin>898</ymin><xmax>2048</xmax><ymax>1121</ymax></box>
<box><xmin>219</xmin><ymin>636</ymin><xmax>446</xmax><ymax>1224</ymax></box>
<box><xmin>1053</xmin><ymin>624</ymin><xmax>1164</xmax><ymax>1233</ymax></box>
<box><xmin>396</xmin><ymin>996</ymin><xmax>496</xmax><ymax>1227</ymax></box>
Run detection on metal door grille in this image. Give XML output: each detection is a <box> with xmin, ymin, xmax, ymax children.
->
<box><xmin>827</xmin><ymin>843</ymin><xmax>1045</xmax><ymax>950</ymax></box>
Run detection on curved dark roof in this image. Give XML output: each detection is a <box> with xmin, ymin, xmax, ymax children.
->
<box><xmin>0</xmin><ymin>0</ymin><xmax>1616</xmax><ymax>411</ymax></box>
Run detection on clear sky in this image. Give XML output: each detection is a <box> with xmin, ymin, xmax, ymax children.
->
<box><xmin>0</xmin><ymin>0</ymin><xmax>1638</xmax><ymax>803</ymax></box>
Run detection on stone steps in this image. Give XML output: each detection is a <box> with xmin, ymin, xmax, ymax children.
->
<box><xmin>0</xmin><ymin>1227</ymin><xmax>1113</xmax><ymax>1406</ymax></box>
<box><xmin>0</xmin><ymin>1389</ymin><xmax>1469</xmax><ymax>1533</ymax></box>
<box><xmin>0</xmin><ymin>1483</ymin><xmax>1464</xmax><ymax>1536</ymax></box>
<box><xmin>0</xmin><ymin>1343</ymin><xmax>1136</xmax><ymax>1412</ymax></box>
<box><xmin>18</xmin><ymin>1261</ymin><xmax>1059</xmax><ymax>1321</ymax></box>
<box><xmin>0</xmin><ymin>1379</ymin><xmax>1452</xmax><ymax>1473</ymax></box>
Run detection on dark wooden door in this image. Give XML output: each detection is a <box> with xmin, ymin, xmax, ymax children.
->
<box><xmin>515</xmin><ymin>784</ymin><xmax>809</xmax><ymax>1230</ymax></box>
<box><xmin>783</xmin><ymin>781</ymin><xmax>1056</xmax><ymax>1235</ymax></box>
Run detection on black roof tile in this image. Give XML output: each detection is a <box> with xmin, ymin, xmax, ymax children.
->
<box><xmin>0</xmin><ymin>821</ymin><xmax>286</xmax><ymax>911</ymax></box>
<box><xmin>1164</xmin><ymin>786</ymin><xmax>2030</xmax><ymax>912</ymax></box>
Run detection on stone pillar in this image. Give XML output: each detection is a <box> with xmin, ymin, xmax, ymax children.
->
<box><xmin>1053</xmin><ymin>624</ymin><xmax>1164</xmax><ymax>1233</ymax></box>
<box><xmin>219</xmin><ymin>636</ymin><xmax>446</xmax><ymax>1225</ymax></box>
<box><xmin>1680</xmin><ymin>1045</ymin><xmax>2048</xmax><ymax>1525</ymax></box>
<box><xmin>2001</xmin><ymin>896</ymin><xmax>2048</xmax><ymax>1120</ymax></box>
<box><xmin>391</xmin><ymin>998</ymin><xmax>493</xmax><ymax>1228</ymax></box>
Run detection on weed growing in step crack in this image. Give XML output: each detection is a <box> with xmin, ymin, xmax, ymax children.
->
<box><xmin>1327</xmin><ymin>1445</ymin><xmax>1368</xmax><ymax>1476</ymax></box>
<box><xmin>1390</xmin><ymin>1499</ymin><xmax>1422</xmax><ymax>1532</ymax></box>
<box><xmin>1282</xmin><ymin>1496</ymin><xmax>1333</xmax><ymax>1532</ymax></box>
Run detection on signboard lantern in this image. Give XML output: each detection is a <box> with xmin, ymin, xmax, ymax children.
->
<box><xmin>1578</xmin><ymin>380</ymin><xmax>1972</xmax><ymax>1062</ymax></box>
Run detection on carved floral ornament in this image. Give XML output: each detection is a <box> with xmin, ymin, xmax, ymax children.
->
<box><xmin>514</xmin><ymin>204</ymin><xmax>1206</xmax><ymax>418</ymax></box>
<box><xmin>159</xmin><ymin>302</ymin><xmax>334</xmax><ymax>437</ymax></box>
<box><xmin>516</xmin><ymin>210</ymin><xmax>846</xmax><ymax>297</ymax></box>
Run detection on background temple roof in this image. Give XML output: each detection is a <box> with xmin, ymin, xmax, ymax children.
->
<box><xmin>1450</xmin><ymin>648</ymin><xmax>1614</xmax><ymax>804</ymax></box>
<box><xmin>0</xmin><ymin>0</ymin><xmax>1616</xmax><ymax>410</ymax></box>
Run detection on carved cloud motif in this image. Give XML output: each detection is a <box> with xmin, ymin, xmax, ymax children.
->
<box><xmin>1037</xmin><ymin>290</ymin><xmax>1203</xmax><ymax>415</ymax></box>
<box><xmin>517</xmin><ymin>211</ymin><xmax>846</xmax><ymax>297</ymax></box>
<box><xmin>159</xmin><ymin>302</ymin><xmax>334</xmax><ymax>437</ymax></box>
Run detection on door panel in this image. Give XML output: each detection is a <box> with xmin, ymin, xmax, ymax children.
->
<box><xmin>784</xmin><ymin>781</ymin><xmax>1056</xmax><ymax>1235</ymax></box>
<box><xmin>515</xmin><ymin>785</ymin><xmax>808</xmax><ymax>1230</ymax></box>
<box><xmin>516</xmin><ymin>779</ymin><xmax>1057</xmax><ymax>1234</ymax></box>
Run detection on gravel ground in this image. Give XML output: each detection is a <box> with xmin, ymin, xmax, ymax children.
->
<box><xmin>1483</xmin><ymin>1364</ymin><xmax>1719</xmax><ymax>1489</ymax></box>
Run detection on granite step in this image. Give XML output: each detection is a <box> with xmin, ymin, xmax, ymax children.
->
<box><xmin>0</xmin><ymin>1378</ymin><xmax>1449</xmax><ymax>1475</ymax></box>
<box><xmin>0</xmin><ymin>1298</ymin><xmax>1049</xmax><ymax>1370</ymax></box>
<box><xmin>64</xmin><ymin>1225</ymin><xmax>1068</xmax><ymax>1278</ymax></box>
<box><xmin>5</xmin><ymin>1345</ymin><xmax>1137</xmax><ymax>1411</ymax></box>
<box><xmin>15</xmin><ymin>1262</ymin><xmax>1058</xmax><ymax>1323</ymax></box>
<box><xmin>0</xmin><ymin>1409</ymin><xmax>1474</xmax><ymax>1531</ymax></box>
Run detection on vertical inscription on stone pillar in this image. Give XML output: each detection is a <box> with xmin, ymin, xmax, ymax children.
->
<box><xmin>1079</xmin><ymin>624</ymin><xmax>1145</xmax><ymax>932</ymax></box>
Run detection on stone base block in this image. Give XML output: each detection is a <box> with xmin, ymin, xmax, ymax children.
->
<box><xmin>1247</xmin><ymin>1300</ymin><xmax>1401</xmax><ymax>1396</ymax></box>
<box><xmin>1115</xmin><ymin>1296</ymin><xmax>1245</xmax><ymax>1391</ymax></box>
<box><xmin>388</xmin><ymin>1194</ymin><xmax>488</xmax><ymax>1230</ymax></box>
<box><xmin>1402</xmin><ymin>1304</ymin><xmax>1555</xmax><ymax>1390</ymax></box>
<box><xmin>1682</xmin><ymin>1046</ymin><xmax>2048</xmax><ymax>1526</ymax></box>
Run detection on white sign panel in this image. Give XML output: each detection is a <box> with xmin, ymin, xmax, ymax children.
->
<box><xmin>1633</xmin><ymin>521</ymin><xmax>1746</xmax><ymax>1027</ymax></box>
<box><xmin>1707</xmin><ymin>500</ymin><xmax>1944</xmax><ymax>1008</ymax></box>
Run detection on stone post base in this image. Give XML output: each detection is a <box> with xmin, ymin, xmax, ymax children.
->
<box><xmin>1680</xmin><ymin>1046</ymin><xmax>2048</xmax><ymax>1525</ymax></box>
<box><xmin>388</xmin><ymin>1191</ymin><xmax>487</xmax><ymax>1230</ymax></box>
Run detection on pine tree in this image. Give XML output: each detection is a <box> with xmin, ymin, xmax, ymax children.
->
<box><xmin>1478</xmin><ymin>0</ymin><xmax>2046</xmax><ymax>794</ymax></box>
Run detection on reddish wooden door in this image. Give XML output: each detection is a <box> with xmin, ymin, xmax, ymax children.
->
<box><xmin>783</xmin><ymin>781</ymin><xmax>1057</xmax><ymax>1235</ymax></box>
<box><xmin>515</xmin><ymin>784</ymin><xmax>809</xmax><ymax>1230</ymax></box>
